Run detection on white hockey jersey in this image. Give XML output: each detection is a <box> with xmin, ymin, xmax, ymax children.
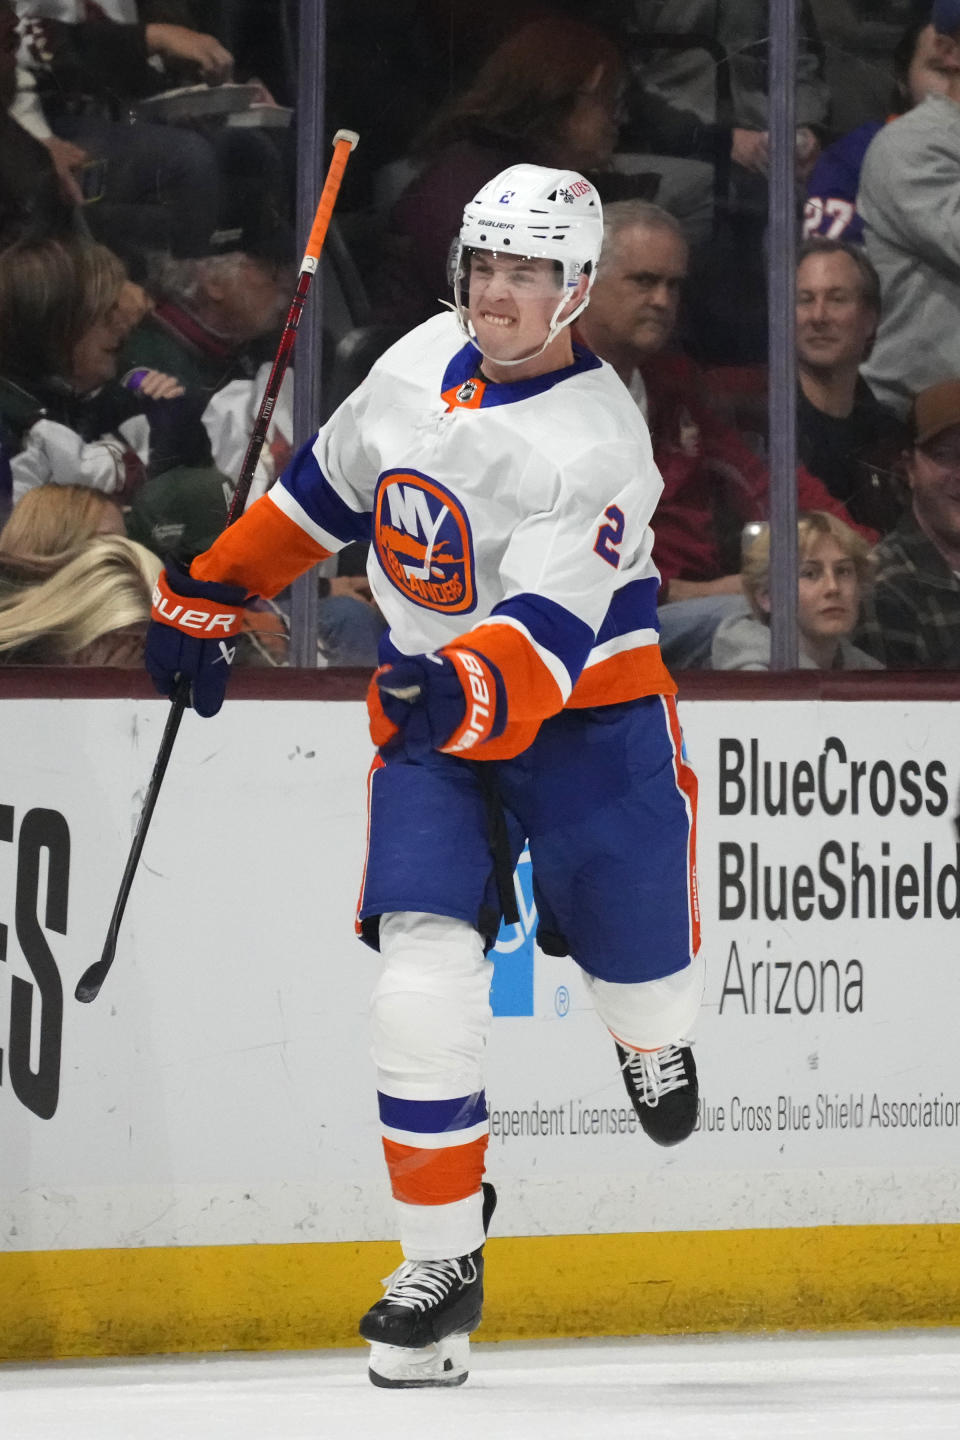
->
<box><xmin>194</xmin><ymin>312</ymin><xmax>675</xmax><ymax>758</ymax></box>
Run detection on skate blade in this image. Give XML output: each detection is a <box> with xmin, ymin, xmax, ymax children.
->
<box><xmin>367</xmin><ymin>1332</ymin><xmax>470</xmax><ymax>1389</ymax></box>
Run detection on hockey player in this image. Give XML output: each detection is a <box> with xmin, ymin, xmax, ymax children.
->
<box><xmin>144</xmin><ymin>164</ymin><xmax>705</xmax><ymax>1389</ymax></box>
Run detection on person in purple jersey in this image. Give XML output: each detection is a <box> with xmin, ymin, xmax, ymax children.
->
<box><xmin>804</xmin><ymin>16</ymin><xmax>960</xmax><ymax>244</ymax></box>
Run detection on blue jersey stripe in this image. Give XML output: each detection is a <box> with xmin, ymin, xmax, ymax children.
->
<box><xmin>377</xmin><ymin>1091</ymin><xmax>488</xmax><ymax>1135</ymax></box>
<box><xmin>278</xmin><ymin>436</ymin><xmax>371</xmax><ymax>546</ymax></box>
<box><xmin>595</xmin><ymin>577</ymin><xmax>661</xmax><ymax>645</ymax></box>
<box><xmin>490</xmin><ymin>592</ymin><xmax>595</xmax><ymax>685</ymax></box>
<box><xmin>441</xmin><ymin>341</ymin><xmax>602</xmax><ymax>408</ymax></box>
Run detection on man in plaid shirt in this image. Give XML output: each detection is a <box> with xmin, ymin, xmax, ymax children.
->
<box><xmin>856</xmin><ymin>379</ymin><xmax>960</xmax><ymax>668</ymax></box>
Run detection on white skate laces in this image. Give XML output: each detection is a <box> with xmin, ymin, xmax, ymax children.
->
<box><xmin>378</xmin><ymin>1256</ymin><xmax>478</xmax><ymax>1313</ymax></box>
<box><xmin>619</xmin><ymin>1042</ymin><xmax>692</xmax><ymax>1108</ymax></box>
<box><xmin>615</xmin><ymin>1037</ymin><xmax>698</xmax><ymax>1146</ymax></box>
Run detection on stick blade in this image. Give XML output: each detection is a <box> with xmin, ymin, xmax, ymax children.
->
<box><xmin>74</xmin><ymin>936</ymin><xmax>117</xmax><ymax>1004</ymax></box>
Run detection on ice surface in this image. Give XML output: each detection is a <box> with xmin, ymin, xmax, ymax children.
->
<box><xmin>1</xmin><ymin>1331</ymin><xmax>959</xmax><ymax>1440</ymax></box>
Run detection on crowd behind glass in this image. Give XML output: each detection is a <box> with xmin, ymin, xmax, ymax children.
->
<box><xmin>1</xmin><ymin>0</ymin><xmax>958</xmax><ymax>674</ymax></box>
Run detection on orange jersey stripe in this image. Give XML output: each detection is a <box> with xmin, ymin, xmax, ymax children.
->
<box><xmin>662</xmin><ymin>693</ymin><xmax>701</xmax><ymax>956</ymax></box>
<box><xmin>569</xmin><ymin>645</ymin><xmax>676</xmax><ymax>708</ymax></box>
<box><xmin>456</xmin><ymin>621</ymin><xmax>564</xmax><ymax>721</ymax></box>
<box><xmin>191</xmin><ymin>493</ymin><xmax>332</xmax><ymax>599</ymax></box>
<box><xmin>383</xmin><ymin>1134</ymin><xmax>488</xmax><ymax>1207</ymax></box>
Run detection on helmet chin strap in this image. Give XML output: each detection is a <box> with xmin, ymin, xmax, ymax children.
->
<box><xmin>453</xmin><ymin>287</ymin><xmax>591</xmax><ymax>370</ymax></box>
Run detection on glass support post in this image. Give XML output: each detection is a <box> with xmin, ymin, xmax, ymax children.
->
<box><xmin>288</xmin><ymin>0</ymin><xmax>327</xmax><ymax>667</ymax></box>
<box><xmin>767</xmin><ymin>0</ymin><xmax>800</xmax><ymax>668</ymax></box>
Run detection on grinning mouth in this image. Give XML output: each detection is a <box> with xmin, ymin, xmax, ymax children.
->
<box><xmin>479</xmin><ymin>313</ymin><xmax>515</xmax><ymax>327</ymax></box>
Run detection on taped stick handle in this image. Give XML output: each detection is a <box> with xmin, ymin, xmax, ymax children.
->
<box><xmin>226</xmin><ymin>129</ymin><xmax>359</xmax><ymax>526</ymax></box>
<box><xmin>303</xmin><ymin>129</ymin><xmax>359</xmax><ymax>266</ymax></box>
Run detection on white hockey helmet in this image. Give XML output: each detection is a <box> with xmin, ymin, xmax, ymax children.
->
<box><xmin>452</xmin><ymin>163</ymin><xmax>603</xmax><ymax>360</ymax></box>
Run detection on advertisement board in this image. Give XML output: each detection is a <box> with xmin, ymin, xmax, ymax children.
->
<box><xmin>2</xmin><ymin>695</ymin><xmax>959</xmax><ymax>1257</ymax></box>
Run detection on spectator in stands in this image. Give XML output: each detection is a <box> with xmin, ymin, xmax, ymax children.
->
<box><xmin>10</xmin><ymin>1</ymin><xmax>236</xmax><ymax>263</ymax></box>
<box><xmin>856</xmin><ymin>378</ymin><xmax>960</xmax><ymax>668</ymax></box>
<box><xmin>576</xmin><ymin>200</ymin><xmax>876</xmax><ymax>667</ymax></box>
<box><xmin>0</xmin><ymin>532</ymin><xmax>160</xmax><ymax>664</ymax></box>
<box><xmin>806</xmin><ymin>0</ymin><xmax>920</xmax><ymax>139</ymax></box>
<box><xmin>372</xmin><ymin>16</ymin><xmax>627</xmax><ymax>330</ymax></box>
<box><xmin>120</xmin><ymin>190</ymin><xmax>294</xmax><ymax>399</ymax></box>
<box><xmin>620</xmin><ymin>0</ymin><xmax>830</xmax><ymax>363</ymax></box>
<box><xmin>0</xmin><ymin>482</ymin><xmax>124</xmax><ymax>561</ymax></box>
<box><xmin>625</xmin><ymin>0</ymin><xmax>829</xmax><ymax>175</ymax></box>
<box><xmin>0</xmin><ymin>0</ymin><xmax>78</xmax><ymax>249</ymax></box>
<box><xmin>805</xmin><ymin>15</ymin><xmax>960</xmax><ymax>246</ymax></box>
<box><xmin>114</xmin><ymin>190</ymin><xmax>296</xmax><ymax>558</ymax></box>
<box><xmin>711</xmin><ymin>511</ymin><xmax>882</xmax><ymax>671</ymax></box>
<box><xmin>858</xmin><ymin>12</ymin><xmax>960</xmax><ymax>415</ymax></box>
<box><xmin>0</xmin><ymin>238</ymin><xmax>211</xmax><ymax>506</ymax></box>
<box><xmin>795</xmin><ymin>239</ymin><xmax>909</xmax><ymax>533</ymax></box>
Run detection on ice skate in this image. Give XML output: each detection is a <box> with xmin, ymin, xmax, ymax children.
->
<box><xmin>616</xmin><ymin>1041</ymin><xmax>698</xmax><ymax>1146</ymax></box>
<box><xmin>361</xmin><ymin>1183</ymin><xmax>496</xmax><ymax>1388</ymax></box>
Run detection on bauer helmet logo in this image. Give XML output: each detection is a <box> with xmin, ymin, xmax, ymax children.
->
<box><xmin>373</xmin><ymin>470</ymin><xmax>477</xmax><ymax>615</ymax></box>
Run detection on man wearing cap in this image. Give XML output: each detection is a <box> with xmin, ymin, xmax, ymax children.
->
<box><xmin>856</xmin><ymin>379</ymin><xmax>960</xmax><ymax>667</ymax></box>
<box><xmin>119</xmin><ymin>189</ymin><xmax>295</xmax><ymax>399</ymax></box>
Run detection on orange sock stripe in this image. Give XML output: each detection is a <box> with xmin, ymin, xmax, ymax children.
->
<box><xmin>663</xmin><ymin>693</ymin><xmax>701</xmax><ymax>956</ymax></box>
<box><xmin>382</xmin><ymin>1134</ymin><xmax>489</xmax><ymax>1206</ymax></box>
<box><xmin>191</xmin><ymin>494</ymin><xmax>332</xmax><ymax>599</ymax></box>
<box><xmin>570</xmin><ymin>646</ymin><xmax>677</xmax><ymax>708</ymax></box>
<box><xmin>457</xmin><ymin>621</ymin><xmax>564</xmax><ymax>724</ymax></box>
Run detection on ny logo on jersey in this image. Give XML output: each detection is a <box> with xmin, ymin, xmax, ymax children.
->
<box><xmin>373</xmin><ymin>469</ymin><xmax>477</xmax><ymax>614</ymax></box>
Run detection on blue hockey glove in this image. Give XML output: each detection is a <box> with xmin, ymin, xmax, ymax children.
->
<box><xmin>146</xmin><ymin>562</ymin><xmax>251</xmax><ymax>718</ymax></box>
<box><xmin>371</xmin><ymin>649</ymin><xmax>505</xmax><ymax>758</ymax></box>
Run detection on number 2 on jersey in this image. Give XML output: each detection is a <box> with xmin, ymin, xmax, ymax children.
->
<box><xmin>594</xmin><ymin>504</ymin><xmax>625</xmax><ymax>568</ymax></box>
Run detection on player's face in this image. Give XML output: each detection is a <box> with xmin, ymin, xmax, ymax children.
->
<box><xmin>908</xmin><ymin>423</ymin><xmax>960</xmax><ymax>551</ymax></box>
<box><xmin>795</xmin><ymin>251</ymin><xmax>876</xmax><ymax>373</ymax></box>
<box><xmin>584</xmin><ymin>225</ymin><xmax>687</xmax><ymax>359</ymax></box>
<box><xmin>466</xmin><ymin>251</ymin><xmax>568</xmax><ymax>367</ymax></box>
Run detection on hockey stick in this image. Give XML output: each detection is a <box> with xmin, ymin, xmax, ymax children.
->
<box><xmin>75</xmin><ymin>129</ymin><xmax>360</xmax><ymax>1005</ymax></box>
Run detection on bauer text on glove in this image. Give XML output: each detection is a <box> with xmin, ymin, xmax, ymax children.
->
<box><xmin>146</xmin><ymin>563</ymin><xmax>253</xmax><ymax>718</ymax></box>
<box><xmin>371</xmin><ymin>649</ymin><xmax>506</xmax><ymax>756</ymax></box>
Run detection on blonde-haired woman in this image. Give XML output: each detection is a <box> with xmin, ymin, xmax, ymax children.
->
<box><xmin>0</xmin><ymin>484</ymin><xmax>125</xmax><ymax>558</ymax></box>
<box><xmin>711</xmin><ymin>511</ymin><xmax>883</xmax><ymax>670</ymax></box>
<box><xmin>0</xmin><ymin>535</ymin><xmax>161</xmax><ymax>666</ymax></box>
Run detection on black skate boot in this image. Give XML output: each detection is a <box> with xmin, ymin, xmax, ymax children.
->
<box><xmin>616</xmin><ymin>1041</ymin><xmax>698</xmax><ymax>1146</ymax></box>
<box><xmin>361</xmin><ymin>1182</ymin><xmax>497</xmax><ymax>1388</ymax></box>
